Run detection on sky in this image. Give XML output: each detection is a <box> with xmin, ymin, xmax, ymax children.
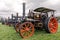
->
<box><xmin>0</xmin><ymin>0</ymin><xmax>60</xmax><ymax>18</ymax></box>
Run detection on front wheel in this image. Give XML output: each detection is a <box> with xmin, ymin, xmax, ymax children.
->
<box><xmin>45</xmin><ymin>17</ymin><xmax>58</xmax><ymax>33</ymax></box>
<box><xmin>19</xmin><ymin>22</ymin><xmax>34</xmax><ymax>38</ymax></box>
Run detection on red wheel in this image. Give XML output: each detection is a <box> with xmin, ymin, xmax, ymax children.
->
<box><xmin>15</xmin><ymin>23</ymin><xmax>20</xmax><ymax>32</ymax></box>
<box><xmin>19</xmin><ymin>22</ymin><xmax>34</xmax><ymax>38</ymax></box>
<box><xmin>45</xmin><ymin>17</ymin><xmax>58</xmax><ymax>33</ymax></box>
<box><xmin>48</xmin><ymin>17</ymin><xmax>58</xmax><ymax>33</ymax></box>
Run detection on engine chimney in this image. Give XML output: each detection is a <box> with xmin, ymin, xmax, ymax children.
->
<box><xmin>16</xmin><ymin>13</ymin><xmax>18</xmax><ymax>20</ymax></box>
<box><xmin>11</xmin><ymin>14</ymin><xmax>13</xmax><ymax>20</ymax></box>
<box><xmin>23</xmin><ymin>3</ymin><xmax>25</xmax><ymax>18</ymax></box>
<box><xmin>16</xmin><ymin>13</ymin><xmax>18</xmax><ymax>18</ymax></box>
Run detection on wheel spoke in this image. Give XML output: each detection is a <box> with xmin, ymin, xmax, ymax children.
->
<box><xmin>26</xmin><ymin>31</ymin><xmax>30</xmax><ymax>36</ymax></box>
<box><xmin>25</xmin><ymin>24</ymin><xmax>27</xmax><ymax>27</ymax></box>
<box><xmin>27</xmin><ymin>23</ymin><xmax>30</xmax><ymax>27</ymax></box>
<box><xmin>21</xmin><ymin>26</ymin><xmax>25</xmax><ymax>30</ymax></box>
<box><xmin>20</xmin><ymin>29</ymin><xmax>26</xmax><ymax>32</ymax></box>
<box><xmin>49</xmin><ymin>23</ymin><xmax>53</xmax><ymax>28</ymax></box>
<box><xmin>51</xmin><ymin>29</ymin><xmax>54</xmax><ymax>32</ymax></box>
<box><xmin>22</xmin><ymin>31</ymin><xmax>27</xmax><ymax>37</ymax></box>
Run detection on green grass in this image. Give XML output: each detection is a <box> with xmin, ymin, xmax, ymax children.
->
<box><xmin>0</xmin><ymin>23</ymin><xmax>60</xmax><ymax>40</ymax></box>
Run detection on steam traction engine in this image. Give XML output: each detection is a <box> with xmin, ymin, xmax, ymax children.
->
<box><xmin>15</xmin><ymin>3</ymin><xmax>58</xmax><ymax>38</ymax></box>
<box><xmin>6</xmin><ymin>13</ymin><xmax>21</xmax><ymax>27</ymax></box>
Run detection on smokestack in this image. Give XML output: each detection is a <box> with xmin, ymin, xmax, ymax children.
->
<box><xmin>23</xmin><ymin>3</ymin><xmax>25</xmax><ymax>18</ymax></box>
<box><xmin>11</xmin><ymin>14</ymin><xmax>13</xmax><ymax>20</ymax></box>
<box><xmin>16</xmin><ymin>13</ymin><xmax>18</xmax><ymax>17</ymax></box>
<box><xmin>16</xmin><ymin>13</ymin><xmax>18</xmax><ymax>20</ymax></box>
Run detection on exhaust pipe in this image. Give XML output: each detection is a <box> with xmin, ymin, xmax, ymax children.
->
<box><xmin>16</xmin><ymin>13</ymin><xmax>18</xmax><ymax>20</ymax></box>
<box><xmin>11</xmin><ymin>14</ymin><xmax>13</xmax><ymax>20</ymax></box>
<box><xmin>16</xmin><ymin>13</ymin><xmax>18</xmax><ymax>18</ymax></box>
<box><xmin>23</xmin><ymin>3</ymin><xmax>25</xmax><ymax>18</ymax></box>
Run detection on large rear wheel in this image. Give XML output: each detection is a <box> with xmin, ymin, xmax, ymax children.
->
<box><xmin>45</xmin><ymin>17</ymin><xmax>58</xmax><ymax>33</ymax></box>
<box><xmin>19</xmin><ymin>22</ymin><xmax>34</xmax><ymax>38</ymax></box>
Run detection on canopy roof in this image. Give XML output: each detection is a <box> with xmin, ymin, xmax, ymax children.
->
<box><xmin>34</xmin><ymin>7</ymin><xmax>55</xmax><ymax>13</ymax></box>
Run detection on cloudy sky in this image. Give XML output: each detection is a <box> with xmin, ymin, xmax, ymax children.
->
<box><xmin>0</xmin><ymin>0</ymin><xmax>60</xmax><ymax>18</ymax></box>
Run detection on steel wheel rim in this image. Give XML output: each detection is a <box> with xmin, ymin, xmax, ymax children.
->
<box><xmin>20</xmin><ymin>22</ymin><xmax>34</xmax><ymax>38</ymax></box>
<box><xmin>48</xmin><ymin>17</ymin><xmax>58</xmax><ymax>33</ymax></box>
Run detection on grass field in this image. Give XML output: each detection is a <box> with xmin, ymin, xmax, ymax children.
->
<box><xmin>0</xmin><ymin>23</ymin><xmax>60</xmax><ymax>40</ymax></box>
